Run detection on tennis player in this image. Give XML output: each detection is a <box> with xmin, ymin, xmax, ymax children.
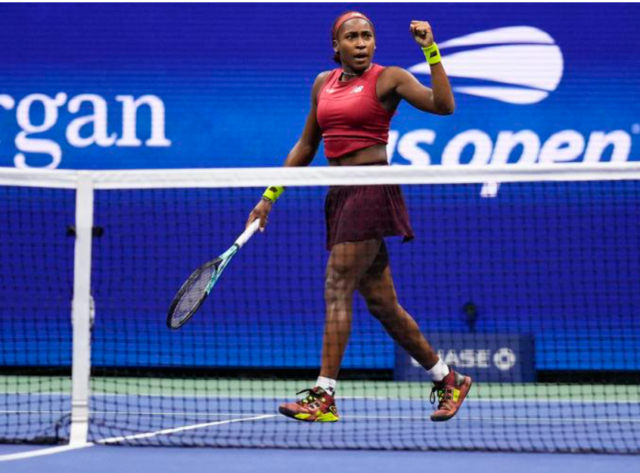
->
<box><xmin>247</xmin><ymin>11</ymin><xmax>471</xmax><ymax>422</ymax></box>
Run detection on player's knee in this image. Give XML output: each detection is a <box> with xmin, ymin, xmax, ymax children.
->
<box><xmin>366</xmin><ymin>295</ymin><xmax>399</xmax><ymax>322</ymax></box>
<box><xmin>325</xmin><ymin>267</ymin><xmax>357</xmax><ymax>299</ymax></box>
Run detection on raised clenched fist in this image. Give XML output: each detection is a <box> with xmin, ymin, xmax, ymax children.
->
<box><xmin>410</xmin><ymin>20</ymin><xmax>435</xmax><ymax>48</ymax></box>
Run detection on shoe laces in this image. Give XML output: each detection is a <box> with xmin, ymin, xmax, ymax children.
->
<box><xmin>430</xmin><ymin>384</ymin><xmax>455</xmax><ymax>409</ymax></box>
<box><xmin>296</xmin><ymin>388</ymin><xmax>326</xmax><ymax>405</ymax></box>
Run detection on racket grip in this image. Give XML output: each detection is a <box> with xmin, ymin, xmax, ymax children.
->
<box><xmin>235</xmin><ymin>219</ymin><xmax>261</xmax><ymax>248</ymax></box>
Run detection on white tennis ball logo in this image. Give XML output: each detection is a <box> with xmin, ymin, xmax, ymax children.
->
<box><xmin>493</xmin><ymin>348</ymin><xmax>517</xmax><ymax>371</ymax></box>
<box><xmin>409</xmin><ymin>26</ymin><xmax>564</xmax><ymax>105</ymax></box>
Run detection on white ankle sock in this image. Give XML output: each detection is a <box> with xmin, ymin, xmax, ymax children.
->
<box><xmin>315</xmin><ymin>376</ymin><xmax>336</xmax><ymax>394</ymax></box>
<box><xmin>427</xmin><ymin>359</ymin><xmax>450</xmax><ymax>382</ymax></box>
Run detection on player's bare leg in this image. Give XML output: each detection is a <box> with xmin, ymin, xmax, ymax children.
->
<box><xmin>357</xmin><ymin>242</ymin><xmax>472</xmax><ymax>422</ymax></box>
<box><xmin>278</xmin><ymin>239</ymin><xmax>381</xmax><ymax>422</ymax></box>
<box><xmin>320</xmin><ymin>239</ymin><xmax>381</xmax><ymax>379</ymax></box>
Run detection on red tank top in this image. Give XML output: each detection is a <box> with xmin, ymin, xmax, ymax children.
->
<box><xmin>317</xmin><ymin>64</ymin><xmax>394</xmax><ymax>159</ymax></box>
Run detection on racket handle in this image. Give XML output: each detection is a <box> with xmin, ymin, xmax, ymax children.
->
<box><xmin>235</xmin><ymin>219</ymin><xmax>261</xmax><ymax>248</ymax></box>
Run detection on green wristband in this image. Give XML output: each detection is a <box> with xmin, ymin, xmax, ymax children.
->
<box><xmin>262</xmin><ymin>185</ymin><xmax>285</xmax><ymax>203</ymax></box>
<box><xmin>422</xmin><ymin>43</ymin><xmax>441</xmax><ymax>65</ymax></box>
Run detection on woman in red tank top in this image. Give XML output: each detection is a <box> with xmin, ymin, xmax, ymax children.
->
<box><xmin>247</xmin><ymin>11</ymin><xmax>471</xmax><ymax>423</ymax></box>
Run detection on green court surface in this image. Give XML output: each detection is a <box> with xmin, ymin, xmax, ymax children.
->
<box><xmin>2</xmin><ymin>376</ymin><xmax>639</xmax><ymax>402</ymax></box>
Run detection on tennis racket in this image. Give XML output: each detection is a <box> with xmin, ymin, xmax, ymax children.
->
<box><xmin>166</xmin><ymin>219</ymin><xmax>261</xmax><ymax>330</ymax></box>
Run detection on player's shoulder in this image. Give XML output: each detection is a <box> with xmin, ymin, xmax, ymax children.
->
<box><xmin>311</xmin><ymin>70</ymin><xmax>335</xmax><ymax>96</ymax></box>
<box><xmin>380</xmin><ymin>66</ymin><xmax>411</xmax><ymax>79</ymax></box>
<box><xmin>314</xmin><ymin>70</ymin><xmax>334</xmax><ymax>86</ymax></box>
<box><xmin>379</xmin><ymin>66</ymin><xmax>414</xmax><ymax>87</ymax></box>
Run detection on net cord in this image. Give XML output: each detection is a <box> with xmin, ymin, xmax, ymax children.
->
<box><xmin>1</xmin><ymin>163</ymin><xmax>640</xmax><ymax>190</ymax></box>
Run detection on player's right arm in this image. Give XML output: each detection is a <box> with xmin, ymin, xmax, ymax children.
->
<box><xmin>283</xmin><ymin>71</ymin><xmax>330</xmax><ymax>167</ymax></box>
<box><xmin>246</xmin><ymin>71</ymin><xmax>331</xmax><ymax>229</ymax></box>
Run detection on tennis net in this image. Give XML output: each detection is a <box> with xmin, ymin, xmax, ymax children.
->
<box><xmin>1</xmin><ymin>164</ymin><xmax>639</xmax><ymax>453</ymax></box>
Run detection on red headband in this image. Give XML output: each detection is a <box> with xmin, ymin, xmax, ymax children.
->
<box><xmin>332</xmin><ymin>12</ymin><xmax>374</xmax><ymax>40</ymax></box>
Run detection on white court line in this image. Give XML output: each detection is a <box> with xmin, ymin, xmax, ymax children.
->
<box><xmin>88</xmin><ymin>412</ymin><xmax>640</xmax><ymax>424</ymax></box>
<box><xmin>0</xmin><ymin>444</ymin><xmax>95</xmax><ymax>462</ymax></box>
<box><xmin>8</xmin><ymin>392</ymin><xmax>640</xmax><ymax>404</ymax></box>
<box><xmin>95</xmin><ymin>414</ymin><xmax>276</xmax><ymax>444</ymax></box>
<box><xmin>346</xmin><ymin>415</ymin><xmax>640</xmax><ymax>424</ymax></box>
<box><xmin>0</xmin><ymin>414</ymin><xmax>275</xmax><ymax>462</ymax></box>
<box><xmin>458</xmin><ymin>416</ymin><xmax>640</xmax><ymax>424</ymax></box>
<box><xmin>3</xmin><ymin>395</ymin><xmax>640</xmax><ymax>404</ymax></box>
<box><xmin>1</xmin><ymin>409</ymin><xmax>637</xmax><ymax>424</ymax></box>
<box><xmin>2</xmin><ymin>409</ymin><xmax>640</xmax><ymax>422</ymax></box>
<box><xmin>0</xmin><ymin>410</ymin><xmax>266</xmax><ymax>416</ymax></box>
<box><xmin>91</xmin><ymin>411</ymin><xmax>270</xmax><ymax>417</ymax></box>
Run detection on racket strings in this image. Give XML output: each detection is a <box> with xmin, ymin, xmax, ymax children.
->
<box><xmin>172</xmin><ymin>265</ymin><xmax>216</xmax><ymax>322</ymax></box>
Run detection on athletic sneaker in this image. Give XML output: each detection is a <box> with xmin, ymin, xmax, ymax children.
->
<box><xmin>430</xmin><ymin>369</ymin><xmax>472</xmax><ymax>422</ymax></box>
<box><xmin>278</xmin><ymin>387</ymin><xmax>340</xmax><ymax>422</ymax></box>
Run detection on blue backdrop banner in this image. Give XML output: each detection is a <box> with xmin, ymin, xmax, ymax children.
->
<box><xmin>0</xmin><ymin>3</ymin><xmax>639</xmax><ymax>169</ymax></box>
<box><xmin>1</xmin><ymin>4</ymin><xmax>639</xmax><ymax>374</ymax></box>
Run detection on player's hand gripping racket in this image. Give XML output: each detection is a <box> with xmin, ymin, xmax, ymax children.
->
<box><xmin>166</xmin><ymin>219</ymin><xmax>261</xmax><ymax>329</ymax></box>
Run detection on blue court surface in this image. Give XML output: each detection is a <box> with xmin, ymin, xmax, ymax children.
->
<box><xmin>3</xmin><ymin>390</ymin><xmax>640</xmax><ymax>452</ymax></box>
<box><xmin>1</xmin><ymin>387</ymin><xmax>639</xmax><ymax>473</ymax></box>
<box><xmin>0</xmin><ymin>444</ymin><xmax>638</xmax><ymax>473</ymax></box>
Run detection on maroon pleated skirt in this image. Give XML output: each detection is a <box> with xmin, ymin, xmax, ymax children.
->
<box><xmin>325</xmin><ymin>184</ymin><xmax>414</xmax><ymax>250</ymax></box>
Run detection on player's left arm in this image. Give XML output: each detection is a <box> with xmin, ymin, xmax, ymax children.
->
<box><xmin>387</xmin><ymin>21</ymin><xmax>455</xmax><ymax>115</ymax></box>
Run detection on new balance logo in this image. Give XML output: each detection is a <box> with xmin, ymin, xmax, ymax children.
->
<box><xmin>351</xmin><ymin>86</ymin><xmax>364</xmax><ymax>94</ymax></box>
<box><xmin>409</xmin><ymin>26</ymin><xmax>564</xmax><ymax>105</ymax></box>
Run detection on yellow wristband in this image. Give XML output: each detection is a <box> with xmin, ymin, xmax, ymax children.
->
<box><xmin>422</xmin><ymin>43</ymin><xmax>441</xmax><ymax>65</ymax></box>
<box><xmin>262</xmin><ymin>186</ymin><xmax>285</xmax><ymax>203</ymax></box>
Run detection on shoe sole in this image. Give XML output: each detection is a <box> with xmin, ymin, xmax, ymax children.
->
<box><xmin>430</xmin><ymin>376</ymin><xmax>473</xmax><ymax>422</ymax></box>
<box><xmin>279</xmin><ymin>406</ymin><xmax>340</xmax><ymax>423</ymax></box>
